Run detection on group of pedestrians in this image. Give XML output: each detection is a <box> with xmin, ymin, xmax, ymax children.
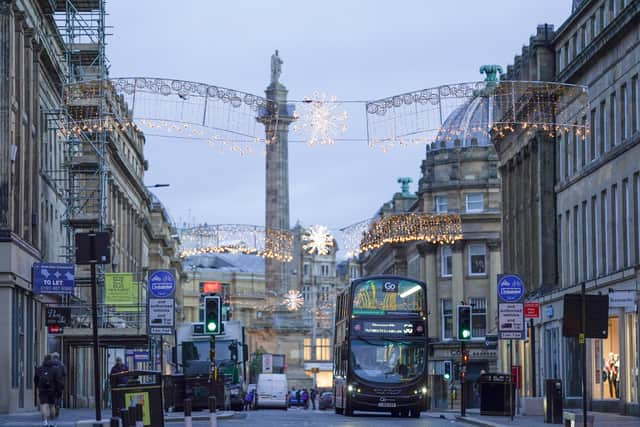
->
<box><xmin>34</xmin><ymin>353</ymin><xmax>66</xmax><ymax>427</ymax></box>
<box><xmin>289</xmin><ymin>387</ymin><xmax>318</xmax><ymax>410</ymax></box>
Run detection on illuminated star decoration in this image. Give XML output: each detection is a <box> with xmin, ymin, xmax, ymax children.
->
<box><xmin>293</xmin><ymin>92</ymin><xmax>349</xmax><ymax>146</ymax></box>
<box><xmin>283</xmin><ymin>290</ymin><xmax>304</xmax><ymax>311</ymax></box>
<box><xmin>302</xmin><ymin>225</ymin><xmax>335</xmax><ymax>255</ymax></box>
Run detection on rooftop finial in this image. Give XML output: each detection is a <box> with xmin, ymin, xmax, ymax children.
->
<box><xmin>270</xmin><ymin>50</ymin><xmax>283</xmax><ymax>85</ymax></box>
<box><xmin>397</xmin><ymin>177</ymin><xmax>413</xmax><ymax>195</ymax></box>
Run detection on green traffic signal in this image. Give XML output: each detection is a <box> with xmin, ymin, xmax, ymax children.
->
<box><xmin>444</xmin><ymin>373</ymin><xmax>451</xmax><ymax>380</ymax></box>
<box><xmin>204</xmin><ymin>295</ymin><xmax>221</xmax><ymax>335</ymax></box>
<box><xmin>457</xmin><ymin>305</ymin><xmax>472</xmax><ymax>340</ymax></box>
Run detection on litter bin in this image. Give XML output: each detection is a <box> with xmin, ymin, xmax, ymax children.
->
<box><xmin>479</xmin><ymin>373</ymin><xmax>515</xmax><ymax>416</ymax></box>
<box><xmin>111</xmin><ymin>370</ymin><xmax>165</xmax><ymax>427</ymax></box>
<box><xmin>544</xmin><ymin>379</ymin><xmax>563</xmax><ymax>424</ymax></box>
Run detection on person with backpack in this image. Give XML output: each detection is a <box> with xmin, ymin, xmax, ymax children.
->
<box><xmin>34</xmin><ymin>354</ymin><xmax>61</xmax><ymax>426</ymax></box>
<box><xmin>50</xmin><ymin>352</ymin><xmax>66</xmax><ymax>419</ymax></box>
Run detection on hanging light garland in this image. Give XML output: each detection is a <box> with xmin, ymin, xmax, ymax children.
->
<box><xmin>358</xmin><ymin>213</ymin><xmax>463</xmax><ymax>253</ymax></box>
<box><xmin>178</xmin><ymin>224</ymin><xmax>293</xmax><ymax>261</ymax></box>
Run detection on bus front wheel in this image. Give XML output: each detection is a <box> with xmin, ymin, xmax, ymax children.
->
<box><xmin>335</xmin><ymin>406</ymin><xmax>343</xmax><ymax>415</ymax></box>
<box><xmin>410</xmin><ymin>408</ymin><xmax>421</xmax><ymax>418</ymax></box>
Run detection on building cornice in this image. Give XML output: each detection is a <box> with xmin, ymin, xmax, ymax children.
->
<box><xmin>556</xmin><ymin>1</ymin><xmax>640</xmax><ymax>83</ymax></box>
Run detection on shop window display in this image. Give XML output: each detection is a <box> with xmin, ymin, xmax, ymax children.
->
<box><xmin>592</xmin><ymin>316</ymin><xmax>620</xmax><ymax>400</ymax></box>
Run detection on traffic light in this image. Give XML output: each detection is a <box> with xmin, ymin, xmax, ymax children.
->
<box><xmin>443</xmin><ymin>361</ymin><xmax>452</xmax><ymax>381</ymax></box>
<box><xmin>204</xmin><ymin>295</ymin><xmax>221</xmax><ymax>335</ymax></box>
<box><xmin>457</xmin><ymin>305</ymin><xmax>472</xmax><ymax>340</ymax></box>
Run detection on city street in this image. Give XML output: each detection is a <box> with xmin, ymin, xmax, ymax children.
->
<box><xmin>217</xmin><ymin>409</ymin><xmax>456</xmax><ymax>427</ymax></box>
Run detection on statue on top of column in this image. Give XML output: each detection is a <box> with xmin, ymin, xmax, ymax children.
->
<box><xmin>271</xmin><ymin>49</ymin><xmax>283</xmax><ymax>85</ymax></box>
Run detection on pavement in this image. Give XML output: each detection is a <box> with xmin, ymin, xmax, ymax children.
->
<box><xmin>0</xmin><ymin>408</ymin><xmax>236</xmax><ymax>426</ymax></box>
<box><xmin>452</xmin><ymin>408</ymin><xmax>640</xmax><ymax>427</ymax></box>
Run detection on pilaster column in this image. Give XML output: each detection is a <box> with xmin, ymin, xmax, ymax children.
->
<box><xmin>0</xmin><ymin>1</ymin><xmax>14</xmax><ymax>228</ymax></box>
<box><xmin>451</xmin><ymin>240</ymin><xmax>464</xmax><ymax>307</ymax></box>
<box><xmin>418</xmin><ymin>243</ymin><xmax>437</xmax><ymax>339</ymax></box>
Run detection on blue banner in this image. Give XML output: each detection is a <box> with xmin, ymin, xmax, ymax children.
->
<box><xmin>33</xmin><ymin>263</ymin><xmax>75</xmax><ymax>294</ymax></box>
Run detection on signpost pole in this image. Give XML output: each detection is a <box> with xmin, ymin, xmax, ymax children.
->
<box><xmin>530</xmin><ymin>318</ymin><xmax>536</xmax><ymax>397</ymax></box>
<box><xmin>581</xmin><ymin>282</ymin><xmax>587</xmax><ymax>427</ymax></box>
<box><xmin>90</xmin><ymin>261</ymin><xmax>102</xmax><ymax>422</ymax></box>
<box><xmin>509</xmin><ymin>339</ymin><xmax>513</xmax><ymax>421</ymax></box>
<box><xmin>460</xmin><ymin>340</ymin><xmax>465</xmax><ymax>418</ymax></box>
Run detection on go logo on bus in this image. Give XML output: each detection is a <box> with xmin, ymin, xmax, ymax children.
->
<box><xmin>382</xmin><ymin>281</ymin><xmax>398</xmax><ymax>292</ymax></box>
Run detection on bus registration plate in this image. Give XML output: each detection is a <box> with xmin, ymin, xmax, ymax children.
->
<box><xmin>378</xmin><ymin>402</ymin><xmax>396</xmax><ymax>408</ymax></box>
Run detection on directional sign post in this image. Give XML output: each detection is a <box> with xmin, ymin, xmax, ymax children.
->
<box><xmin>497</xmin><ymin>275</ymin><xmax>525</xmax><ymax>340</ymax></box>
<box><xmin>497</xmin><ymin>274</ymin><xmax>525</xmax><ymax>422</ymax></box>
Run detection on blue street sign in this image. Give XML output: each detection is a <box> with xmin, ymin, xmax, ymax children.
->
<box><xmin>33</xmin><ymin>263</ymin><xmax>75</xmax><ymax>294</ymax></box>
<box><xmin>133</xmin><ymin>351</ymin><xmax>149</xmax><ymax>362</ymax></box>
<box><xmin>148</xmin><ymin>270</ymin><xmax>176</xmax><ymax>298</ymax></box>
<box><xmin>497</xmin><ymin>274</ymin><xmax>525</xmax><ymax>302</ymax></box>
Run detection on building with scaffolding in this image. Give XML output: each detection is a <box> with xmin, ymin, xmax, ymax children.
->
<box><xmin>0</xmin><ymin>0</ymin><xmax>182</xmax><ymax>413</ymax></box>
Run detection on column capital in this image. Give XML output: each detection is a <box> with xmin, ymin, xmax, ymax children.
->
<box><xmin>416</xmin><ymin>242</ymin><xmax>437</xmax><ymax>256</ymax></box>
<box><xmin>0</xmin><ymin>1</ymin><xmax>13</xmax><ymax>15</ymax></box>
<box><xmin>486</xmin><ymin>239</ymin><xmax>501</xmax><ymax>251</ymax></box>
<box><xmin>452</xmin><ymin>240</ymin><xmax>465</xmax><ymax>252</ymax></box>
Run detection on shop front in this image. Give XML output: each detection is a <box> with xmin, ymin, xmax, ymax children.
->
<box><xmin>590</xmin><ymin>290</ymin><xmax>639</xmax><ymax>416</ymax></box>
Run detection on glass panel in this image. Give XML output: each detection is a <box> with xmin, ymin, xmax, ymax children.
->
<box><xmin>602</xmin><ymin>316</ymin><xmax>620</xmax><ymax>399</ymax></box>
<box><xmin>466</xmin><ymin>193</ymin><xmax>484</xmax><ymax>212</ymax></box>
<box><xmin>565</xmin><ymin>337</ymin><xmax>583</xmax><ymax>397</ymax></box>
<box><xmin>352</xmin><ymin>278</ymin><xmax>425</xmax><ymax>315</ymax></box>
<box><xmin>351</xmin><ymin>339</ymin><xmax>425</xmax><ymax>383</ymax></box>
<box><xmin>625</xmin><ymin>313</ymin><xmax>638</xmax><ymax>403</ymax></box>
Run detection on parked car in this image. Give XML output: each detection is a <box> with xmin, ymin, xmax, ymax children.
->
<box><xmin>318</xmin><ymin>391</ymin><xmax>334</xmax><ymax>410</ymax></box>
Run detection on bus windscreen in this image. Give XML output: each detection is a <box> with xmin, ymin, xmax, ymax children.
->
<box><xmin>352</xmin><ymin>278</ymin><xmax>425</xmax><ymax>316</ymax></box>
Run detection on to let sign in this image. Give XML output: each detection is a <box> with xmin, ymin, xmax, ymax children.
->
<box><xmin>524</xmin><ymin>302</ymin><xmax>540</xmax><ymax>318</ymax></box>
<box><xmin>33</xmin><ymin>263</ymin><xmax>75</xmax><ymax>294</ymax></box>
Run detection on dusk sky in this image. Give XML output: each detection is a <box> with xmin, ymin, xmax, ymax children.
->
<box><xmin>107</xmin><ymin>0</ymin><xmax>571</xmax><ymax>248</ymax></box>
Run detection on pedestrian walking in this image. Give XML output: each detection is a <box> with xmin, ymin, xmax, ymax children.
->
<box><xmin>244</xmin><ymin>389</ymin><xmax>254</xmax><ymax>411</ymax></box>
<box><xmin>50</xmin><ymin>352</ymin><xmax>66</xmax><ymax>419</ymax></box>
<box><xmin>110</xmin><ymin>357</ymin><xmax>130</xmax><ymax>386</ymax></box>
<box><xmin>310</xmin><ymin>388</ymin><xmax>317</xmax><ymax>410</ymax></box>
<box><xmin>301</xmin><ymin>389</ymin><xmax>309</xmax><ymax>409</ymax></box>
<box><xmin>34</xmin><ymin>354</ymin><xmax>62</xmax><ymax>426</ymax></box>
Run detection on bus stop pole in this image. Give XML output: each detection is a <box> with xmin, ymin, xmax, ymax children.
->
<box><xmin>90</xmin><ymin>261</ymin><xmax>102</xmax><ymax>422</ymax></box>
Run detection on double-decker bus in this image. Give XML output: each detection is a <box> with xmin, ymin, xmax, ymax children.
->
<box><xmin>333</xmin><ymin>276</ymin><xmax>428</xmax><ymax>418</ymax></box>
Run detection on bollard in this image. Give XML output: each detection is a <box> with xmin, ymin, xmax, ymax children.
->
<box><xmin>208</xmin><ymin>396</ymin><xmax>217</xmax><ymax>427</ymax></box>
<box><xmin>110</xmin><ymin>417</ymin><xmax>121</xmax><ymax>427</ymax></box>
<box><xmin>135</xmin><ymin>403</ymin><xmax>144</xmax><ymax>427</ymax></box>
<box><xmin>128</xmin><ymin>406</ymin><xmax>137</xmax><ymax>427</ymax></box>
<box><xmin>120</xmin><ymin>408</ymin><xmax>130</xmax><ymax>427</ymax></box>
<box><xmin>184</xmin><ymin>398</ymin><xmax>193</xmax><ymax>427</ymax></box>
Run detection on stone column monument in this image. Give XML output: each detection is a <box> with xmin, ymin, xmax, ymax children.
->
<box><xmin>258</xmin><ymin>50</ymin><xmax>295</xmax><ymax>297</ymax></box>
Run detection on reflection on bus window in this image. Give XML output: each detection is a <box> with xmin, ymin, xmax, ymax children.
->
<box><xmin>350</xmin><ymin>339</ymin><xmax>424</xmax><ymax>384</ymax></box>
<box><xmin>352</xmin><ymin>279</ymin><xmax>424</xmax><ymax>314</ymax></box>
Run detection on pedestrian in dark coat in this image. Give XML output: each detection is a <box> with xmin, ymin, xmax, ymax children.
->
<box><xmin>34</xmin><ymin>354</ymin><xmax>62</xmax><ymax>425</ymax></box>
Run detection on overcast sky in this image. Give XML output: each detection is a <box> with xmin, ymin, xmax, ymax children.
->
<box><xmin>108</xmin><ymin>0</ymin><xmax>571</xmax><ymax>240</ymax></box>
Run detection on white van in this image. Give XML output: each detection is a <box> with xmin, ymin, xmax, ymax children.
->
<box><xmin>255</xmin><ymin>373</ymin><xmax>288</xmax><ymax>409</ymax></box>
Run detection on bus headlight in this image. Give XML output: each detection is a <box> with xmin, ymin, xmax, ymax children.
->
<box><xmin>347</xmin><ymin>385</ymin><xmax>354</xmax><ymax>392</ymax></box>
<box><xmin>421</xmin><ymin>386</ymin><xmax>427</xmax><ymax>394</ymax></box>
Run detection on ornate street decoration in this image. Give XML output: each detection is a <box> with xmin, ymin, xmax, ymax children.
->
<box><xmin>292</xmin><ymin>92</ymin><xmax>349</xmax><ymax>146</ymax></box>
<box><xmin>62</xmin><ymin>78</ymin><xmax>277</xmax><ymax>155</ymax></box>
<box><xmin>283</xmin><ymin>290</ymin><xmax>304</xmax><ymax>311</ymax></box>
<box><xmin>302</xmin><ymin>224</ymin><xmax>335</xmax><ymax>255</ymax></box>
<box><xmin>365</xmin><ymin>79</ymin><xmax>590</xmax><ymax>152</ymax></box>
<box><xmin>178</xmin><ymin>224</ymin><xmax>293</xmax><ymax>261</ymax></box>
<box><xmin>341</xmin><ymin>213</ymin><xmax>463</xmax><ymax>256</ymax></box>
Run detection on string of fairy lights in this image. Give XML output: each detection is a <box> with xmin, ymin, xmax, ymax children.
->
<box><xmin>61</xmin><ymin>76</ymin><xmax>589</xmax><ymax>277</ymax></box>
<box><xmin>61</xmin><ymin>77</ymin><xmax>591</xmax><ymax>156</ymax></box>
